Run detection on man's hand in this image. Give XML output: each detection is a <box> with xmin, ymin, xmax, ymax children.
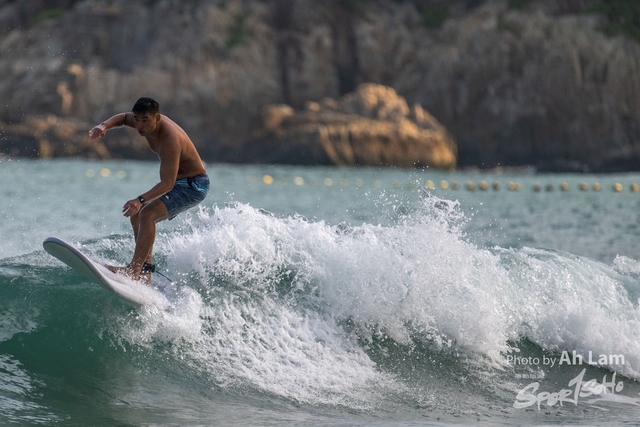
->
<box><xmin>122</xmin><ymin>199</ymin><xmax>143</xmax><ymax>217</ymax></box>
<box><xmin>89</xmin><ymin>124</ymin><xmax>106</xmax><ymax>140</ymax></box>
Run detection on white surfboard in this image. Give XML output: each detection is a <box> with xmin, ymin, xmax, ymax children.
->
<box><xmin>43</xmin><ymin>237</ymin><xmax>170</xmax><ymax>309</ymax></box>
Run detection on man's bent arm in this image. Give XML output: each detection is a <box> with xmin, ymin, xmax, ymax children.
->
<box><xmin>89</xmin><ymin>113</ymin><xmax>133</xmax><ymax>139</ymax></box>
<box><xmin>121</xmin><ymin>140</ymin><xmax>180</xmax><ymax>218</ymax></box>
<box><xmin>138</xmin><ymin>141</ymin><xmax>181</xmax><ymax>203</ymax></box>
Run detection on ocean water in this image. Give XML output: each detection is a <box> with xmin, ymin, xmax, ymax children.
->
<box><xmin>2</xmin><ymin>158</ymin><xmax>640</xmax><ymax>426</ymax></box>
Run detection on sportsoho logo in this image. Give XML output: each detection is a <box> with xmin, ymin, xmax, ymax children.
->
<box><xmin>508</xmin><ymin>351</ymin><xmax>627</xmax><ymax>410</ymax></box>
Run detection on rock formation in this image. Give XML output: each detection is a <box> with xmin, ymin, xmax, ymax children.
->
<box><xmin>0</xmin><ymin>0</ymin><xmax>638</xmax><ymax>171</ymax></box>
<box><xmin>347</xmin><ymin>0</ymin><xmax>640</xmax><ymax>171</ymax></box>
<box><xmin>0</xmin><ymin>115</ymin><xmax>107</xmax><ymax>159</ymax></box>
<box><xmin>243</xmin><ymin>83</ymin><xmax>456</xmax><ymax>168</ymax></box>
<box><xmin>0</xmin><ymin>114</ymin><xmax>157</xmax><ymax>160</ymax></box>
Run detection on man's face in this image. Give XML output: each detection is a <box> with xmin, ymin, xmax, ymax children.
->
<box><xmin>133</xmin><ymin>112</ymin><xmax>159</xmax><ymax>136</ymax></box>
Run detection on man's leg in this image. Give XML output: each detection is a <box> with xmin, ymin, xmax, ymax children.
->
<box><xmin>130</xmin><ymin>211</ymin><xmax>140</xmax><ymax>240</ymax></box>
<box><xmin>128</xmin><ymin>199</ymin><xmax>169</xmax><ymax>282</ymax></box>
<box><xmin>129</xmin><ymin>210</ymin><xmax>151</xmax><ymax>265</ymax></box>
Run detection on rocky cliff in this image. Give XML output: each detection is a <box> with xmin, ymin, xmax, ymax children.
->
<box><xmin>0</xmin><ymin>0</ymin><xmax>639</xmax><ymax>171</ymax></box>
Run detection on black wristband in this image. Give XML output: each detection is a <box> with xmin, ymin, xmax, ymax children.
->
<box><xmin>137</xmin><ymin>195</ymin><xmax>145</xmax><ymax>204</ymax></box>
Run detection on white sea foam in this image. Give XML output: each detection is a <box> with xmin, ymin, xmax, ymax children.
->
<box><xmin>111</xmin><ymin>195</ymin><xmax>640</xmax><ymax>407</ymax></box>
<box><xmin>498</xmin><ymin>247</ymin><xmax>640</xmax><ymax>378</ymax></box>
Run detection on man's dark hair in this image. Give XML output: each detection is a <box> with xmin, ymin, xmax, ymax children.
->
<box><xmin>132</xmin><ymin>97</ymin><xmax>159</xmax><ymax>116</ymax></box>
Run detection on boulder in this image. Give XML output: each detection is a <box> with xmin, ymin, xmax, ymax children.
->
<box><xmin>0</xmin><ymin>115</ymin><xmax>151</xmax><ymax>159</ymax></box>
<box><xmin>244</xmin><ymin>83</ymin><xmax>457</xmax><ymax>168</ymax></box>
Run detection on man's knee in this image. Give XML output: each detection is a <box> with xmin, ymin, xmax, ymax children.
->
<box><xmin>139</xmin><ymin>201</ymin><xmax>169</xmax><ymax>224</ymax></box>
<box><xmin>138</xmin><ymin>205</ymin><xmax>154</xmax><ymax>224</ymax></box>
<box><xmin>129</xmin><ymin>212</ymin><xmax>140</xmax><ymax>227</ymax></box>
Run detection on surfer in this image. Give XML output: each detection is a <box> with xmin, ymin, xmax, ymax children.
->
<box><xmin>89</xmin><ymin>97</ymin><xmax>209</xmax><ymax>283</ymax></box>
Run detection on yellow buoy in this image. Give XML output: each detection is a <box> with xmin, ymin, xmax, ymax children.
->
<box><xmin>613</xmin><ymin>183</ymin><xmax>623</xmax><ymax>192</ymax></box>
<box><xmin>579</xmin><ymin>182</ymin><xmax>588</xmax><ymax>191</ymax></box>
<box><xmin>479</xmin><ymin>181</ymin><xmax>489</xmax><ymax>191</ymax></box>
<box><xmin>262</xmin><ymin>175</ymin><xmax>274</xmax><ymax>185</ymax></box>
<box><xmin>560</xmin><ymin>182</ymin><xmax>569</xmax><ymax>191</ymax></box>
<box><xmin>593</xmin><ymin>182</ymin><xmax>601</xmax><ymax>191</ymax></box>
<box><xmin>425</xmin><ymin>180</ymin><xmax>435</xmax><ymax>190</ymax></box>
<box><xmin>631</xmin><ymin>183</ymin><xmax>639</xmax><ymax>193</ymax></box>
<box><xmin>466</xmin><ymin>181</ymin><xmax>475</xmax><ymax>191</ymax></box>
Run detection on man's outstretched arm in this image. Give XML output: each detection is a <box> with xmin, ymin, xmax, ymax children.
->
<box><xmin>89</xmin><ymin>112</ymin><xmax>133</xmax><ymax>140</ymax></box>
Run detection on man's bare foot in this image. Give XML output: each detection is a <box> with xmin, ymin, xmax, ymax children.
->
<box><xmin>139</xmin><ymin>271</ymin><xmax>152</xmax><ymax>286</ymax></box>
<box><xmin>105</xmin><ymin>264</ymin><xmax>136</xmax><ymax>278</ymax></box>
<box><xmin>105</xmin><ymin>264</ymin><xmax>152</xmax><ymax>285</ymax></box>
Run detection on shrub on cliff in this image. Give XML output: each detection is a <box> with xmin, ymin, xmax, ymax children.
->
<box><xmin>585</xmin><ymin>0</ymin><xmax>640</xmax><ymax>40</ymax></box>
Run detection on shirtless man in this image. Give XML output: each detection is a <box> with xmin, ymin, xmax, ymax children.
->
<box><xmin>89</xmin><ymin>97</ymin><xmax>209</xmax><ymax>283</ymax></box>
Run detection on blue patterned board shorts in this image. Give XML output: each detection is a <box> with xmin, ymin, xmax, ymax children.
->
<box><xmin>160</xmin><ymin>174</ymin><xmax>210</xmax><ymax>220</ymax></box>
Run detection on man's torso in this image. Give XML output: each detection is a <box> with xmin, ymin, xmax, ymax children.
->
<box><xmin>147</xmin><ymin>116</ymin><xmax>206</xmax><ymax>180</ymax></box>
